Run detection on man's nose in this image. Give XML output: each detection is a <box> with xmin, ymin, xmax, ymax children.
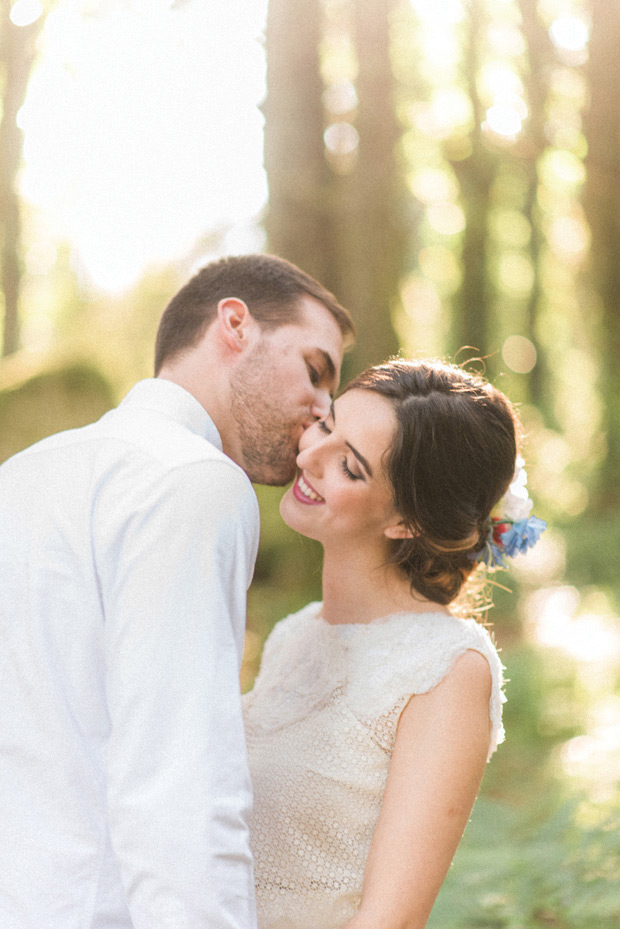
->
<box><xmin>311</xmin><ymin>387</ymin><xmax>332</xmax><ymax>420</ymax></box>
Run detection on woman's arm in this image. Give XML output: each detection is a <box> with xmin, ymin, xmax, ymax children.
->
<box><xmin>344</xmin><ymin>648</ymin><xmax>493</xmax><ymax>929</ymax></box>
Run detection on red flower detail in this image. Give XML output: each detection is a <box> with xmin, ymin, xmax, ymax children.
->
<box><xmin>492</xmin><ymin>522</ymin><xmax>509</xmax><ymax>544</ymax></box>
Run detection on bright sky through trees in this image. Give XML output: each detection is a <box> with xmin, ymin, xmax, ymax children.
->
<box><xmin>15</xmin><ymin>0</ymin><xmax>590</xmax><ymax>294</ymax></box>
<box><xmin>18</xmin><ymin>0</ymin><xmax>269</xmax><ymax>291</ymax></box>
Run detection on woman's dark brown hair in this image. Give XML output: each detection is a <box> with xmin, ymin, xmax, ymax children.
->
<box><xmin>343</xmin><ymin>359</ymin><xmax>519</xmax><ymax>605</ymax></box>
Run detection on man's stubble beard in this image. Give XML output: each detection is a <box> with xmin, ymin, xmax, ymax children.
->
<box><xmin>230</xmin><ymin>363</ymin><xmax>300</xmax><ymax>486</ymax></box>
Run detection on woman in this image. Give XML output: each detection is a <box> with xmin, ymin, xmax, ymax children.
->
<box><xmin>243</xmin><ymin>359</ymin><xmax>545</xmax><ymax>929</ymax></box>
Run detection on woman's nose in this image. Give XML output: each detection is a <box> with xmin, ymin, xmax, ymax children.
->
<box><xmin>297</xmin><ymin>424</ymin><xmax>325</xmax><ymax>471</ymax></box>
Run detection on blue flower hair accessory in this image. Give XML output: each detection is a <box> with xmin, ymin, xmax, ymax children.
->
<box><xmin>474</xmin><ymin>457</ymin><xmax>546</xmax><ymax>569</ymax></box>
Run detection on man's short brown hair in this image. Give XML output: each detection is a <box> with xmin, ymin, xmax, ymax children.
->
<box><xmin>154</xmin><ymin>254</ymin><xmax>354</xmax><ymax>374</ymax></box>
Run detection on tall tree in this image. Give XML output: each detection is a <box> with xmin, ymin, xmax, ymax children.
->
<box><xmin>582</xmin><ymin>0</ymin><xmax>620</xmax><ymax>507</ymax></box>
<box><xmin>449</xmin><ymin>0</ymin><xmax>495</xmax><ymax>361</ymax></box>
<box><xmin>516</xmin><ymin>0</ymin><xmax>553</xmax><ymax>410</ymax></box>
<box><xmin>263</xmin><ymin>0</ymin><xmax>403</xmax><ymax>374</ymax></box>
<box><xmin>333</xmin><ymin>0</ymin><xmax>403</xmax><ymax>373</ymax></box>
<box><xmin>263</xmin><ymin>0</ymin><xmax>336</xmax><ymax>288</ymax></box>
<box><xmin>0</xmin><ymin>0</ymin><xmax>42</xmax><ymax>356</ymax></box>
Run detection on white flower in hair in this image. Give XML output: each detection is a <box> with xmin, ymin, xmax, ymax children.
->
<box><xmin>475</xmin><ymin>456</ymin><xmax>546</xmax><ymax>568</ymax></box>
<box><xmin>494</xmin><ymin>457</ymin><xmax>534</xmax><ymax>522</ymax></box>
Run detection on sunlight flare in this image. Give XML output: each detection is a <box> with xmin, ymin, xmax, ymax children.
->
<box><xmin>9</xmin><ymin>0</ymin><xmax>43</xmax><ymax>27</ymax></box>
<box><xmin>549</xmin><ymin>15</ymin><xmax>590</xmax><ymax>53</ymax></box>
<box><xmin>18</xmin><ymin>0</ymin><xmax>268</xmax><ymax>292</ymax></box>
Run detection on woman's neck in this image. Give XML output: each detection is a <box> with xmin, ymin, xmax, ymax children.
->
<box><xmin>320</xmin><ymin>546</ymin><xmax>448</xmax><ymax>625</ymax></box>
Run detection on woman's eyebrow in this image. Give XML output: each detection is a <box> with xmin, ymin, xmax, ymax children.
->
<box><xmin>346</xmin><ymin>442</ymin><xmax>373</xmax><ymax>477</ymax></box>
<box><xmin>331</xmin><ymin>402</ymin><xmax>373</xmax><ymax>477</ymax></box>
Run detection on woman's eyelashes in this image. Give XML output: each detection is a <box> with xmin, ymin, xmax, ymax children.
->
<box><xmin>317</xmin><ymin>419</ymin><xmax>364</xmax><ymax>481</ymax></box>
<box><xmin>340</xmin><ymin>458</ymin><xmax>363</xmax><ymax>481</ymax></box>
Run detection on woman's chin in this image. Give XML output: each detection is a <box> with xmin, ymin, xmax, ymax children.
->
<box><xmin>279</xmin><ymin>488</ymin><xmax>298</xmax><ymax>529</ymax></box>
<box><xmin>279</xmin><ymin>490</ymin><xmax>321</xmax><ymax>541</ymax></box>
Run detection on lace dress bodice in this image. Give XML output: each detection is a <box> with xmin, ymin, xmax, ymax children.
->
<box><xmin>243</xmin><ymin>602</ymin><xmax>505</xmax><ymax>929</ymax></box>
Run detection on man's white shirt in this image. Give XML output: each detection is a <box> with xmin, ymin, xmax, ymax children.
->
<box><xmin>0</xmin><ymin>378</ymin><xmax>259</xmax><ymax>929</ymax></box>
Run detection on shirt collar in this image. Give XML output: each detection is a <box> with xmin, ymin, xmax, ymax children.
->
<box><xmin>120</xmin><ymin>378</ymin><xmax>223</xmax><ymax>451</ymax></box>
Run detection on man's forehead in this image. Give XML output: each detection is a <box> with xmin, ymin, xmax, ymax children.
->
<box><xmin>295</xmin><ymin>297</ymin><xmax>344</xmax><ymax>346</ymax></box>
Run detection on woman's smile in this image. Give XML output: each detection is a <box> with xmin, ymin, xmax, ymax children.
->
<box><xmin>292</xmin><ymin>472</ymin><xmax>325</xmax><ymax>505</ymax></box>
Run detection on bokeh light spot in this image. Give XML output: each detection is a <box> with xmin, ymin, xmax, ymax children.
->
<box><xmin>541</xmin><ymin>148</ymin><xmax>586</xmax><ymax>189</ymax></box>
<box><xmin>323</xmin><ymin>122</ymin><xmax>359</xmax><ymax>156</ymax></box>
<box><xmin>484</xmin><ymin>103</ymin><xmax>523</xmax><ymax>139</ymax></box>
<box><xmin>418</xmin><ymin>245</ymin><xmax>461</xmax><ymax>291</ymax></box>
<box><xmin>9</xmin><ymin>0</ymin><xmax>43</xmax><ymax>27</ymax></box>
<box><xmin>502</xmin><ymin>334</ymin><xmax>537</xmax><ymax>374</ymax></box>
<box><xmin>426</xmin><ymin>202</ymin><xmax>465</xmax><ymax>236</ymax></box>
<box><xmin>549</xmin><ymin>15</ymin><xmax>590</xmax><ymax>53</ymax></box>
<box><xmin>497</xmin><ymin>252</ymin><xmax>534</xmax><ymax>297</ymax></box>
<box><xmin>323</xmin><ymin>82</ymin><xmax>358</xmax><ymax>117</ymax></box>
<box><xmin>409</xmin><ymin>168</ymin><xmax>458</xmax><ymax>205</ymax></box>
<box><xmin>416</xmin><ymin>88</ymin><xmax>472</xmax><ymax>139</ymax></box>
<box><xmin>547</xmin><ymin>215</ymin><xmax>589</xmax><ymax>261</ymax></box>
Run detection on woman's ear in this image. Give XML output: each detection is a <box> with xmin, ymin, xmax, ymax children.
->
<box><xmin>383</xmin><ymin>520</ymin><xmax>415</xmax><ymax>540</ymax></box>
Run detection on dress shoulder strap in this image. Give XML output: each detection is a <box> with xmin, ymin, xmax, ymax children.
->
<box><xmin>344</xmin><ymin>612</ymin><xmax>506</xmax><ymax>760</ymax></box>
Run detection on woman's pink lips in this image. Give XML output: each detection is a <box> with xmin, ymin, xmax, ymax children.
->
<box><xmin>292</xmin><ymin>473</ymin><xmax>325</xmax><ymax>506</ymax></box>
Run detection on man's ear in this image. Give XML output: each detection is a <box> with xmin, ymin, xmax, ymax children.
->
<box><xmin>216</xmin><ymin>297</ymin><xmax>254</xmax><ymax>353</ymax></box>
<box><xmin>383</xmin><ymin>520</ymin><xmax>415</xmax><ymax>540</ymax></box>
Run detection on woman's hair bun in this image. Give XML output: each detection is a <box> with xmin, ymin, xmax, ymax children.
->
<box><xmin>343</xmin><ymin>360</ymin><xmax>518</xmax><ymax>604</ymax></box>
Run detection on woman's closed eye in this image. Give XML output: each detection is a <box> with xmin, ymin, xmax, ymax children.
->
<box><xmin>317</xmin><ymin>419</ymin><xmax>364</xmax><ymax>481</ymax></box>
<box><xmin>340</xmin><ymin>458</ymin><xmax>363</xmax><ymax>481</ymax></box>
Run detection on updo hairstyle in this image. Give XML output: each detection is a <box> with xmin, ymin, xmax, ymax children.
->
<box><xmin>342</xmin><ymin>360</ymin><xmax>519</xmax><ymax>605</ymax></box>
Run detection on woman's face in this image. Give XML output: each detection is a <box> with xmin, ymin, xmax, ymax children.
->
<box><xmin>280</xmin><ymin>388</ymin><xmax>407</xmax><ymax>550</ymax></box>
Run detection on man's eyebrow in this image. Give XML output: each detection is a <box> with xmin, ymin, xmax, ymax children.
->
<box><xmin>331</xmin><ymin>402</ymin><xmax>373</xmax><ymax>477</ymax></box>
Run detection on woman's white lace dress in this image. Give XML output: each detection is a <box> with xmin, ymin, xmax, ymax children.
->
<box><xmin>243</xmin><ymin>601</ymin><xmax>505</xmax><ymax>929</ymax></box>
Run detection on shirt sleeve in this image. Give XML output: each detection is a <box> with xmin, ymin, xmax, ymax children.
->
<box><xmin>94</xmin><ymin>455</ymin><xmax>259</xmax><ymax>929</ymax></box>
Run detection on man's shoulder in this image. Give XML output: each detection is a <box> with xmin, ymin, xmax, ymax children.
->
<box><xmin>90</xmin><ymin>401</ymin><xmax>233</xmax><ymax>472</ymax></box>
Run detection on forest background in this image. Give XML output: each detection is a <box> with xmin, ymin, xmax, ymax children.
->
<box><xmin>0</xmin><ymin>0</ymin><xmax>619</xmax><ymax>925</ymax></box>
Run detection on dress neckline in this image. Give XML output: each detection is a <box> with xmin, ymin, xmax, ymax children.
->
<box><xmin>305</xmin><ymin>600</ymin><xmax>455</xmax><ymax>629</ymax></box>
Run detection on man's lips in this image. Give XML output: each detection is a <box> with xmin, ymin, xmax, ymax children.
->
<box><xmin>292</xmin><ymin>472</ymin><xmax>325</xmax><ymax>505</ymax></box>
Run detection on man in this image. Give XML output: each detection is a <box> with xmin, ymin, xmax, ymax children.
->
<box><xmin>0</xmin><ymin>254</ymin><xmax>353</xmax><ymax>928</ymax></box>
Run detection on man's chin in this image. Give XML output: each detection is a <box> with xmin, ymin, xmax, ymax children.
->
<box><xmin>246</xmin><ymin>461</ymin><xmax>297</xmax><ymax>488</ymax></box>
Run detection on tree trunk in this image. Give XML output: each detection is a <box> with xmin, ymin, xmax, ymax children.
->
<box><xmin>450</xmin><ymin>0</ymin><xmax>494</xmax><ymax>362</ymax></box>
<box><xmin>582</xmin><ymin>0</ymin><xmax>620</xmax><ymax>507</ymax></box>
<box><xmin>263</xmin><ymin>0</ymin><xmax>403</xmax><ymax>375</ymax></box>
<box><xmin>517</xmin><ymin>0</ymin><xmax>553</xmax><ymax>411</ymax></box>
<box><xmin>0</xmin><ymin>2</ymin><xmax>40</xmax><ymax>356</ymax></box>
<box><xmin>333</xmin><ymin>0</ymin><xmax>403</xmax><ymax>374</ymax></box>
<box><xmin>263</xmin><ymin>0</ymin><xmax>336</xmax><ymax>289</ymax></box>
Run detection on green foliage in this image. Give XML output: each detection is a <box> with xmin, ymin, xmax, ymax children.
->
<box><xmin>563</xmin><ymin>518</ymin><xmax>620</xmax><ymax>609</ymax></box>
<box><xmin>427</xmin><ymin>793</ymin><xmax>620</xmax><ymax>929</ymax></box>
<box><xmin>426</xmin><ymin>631</ymin><xmax>620</xmax><ymax>928</ymax></box>
<box><xmin>0</xmin><ymin>361</ymin><xmax>115</xmax><ymax>463</ymax></box>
